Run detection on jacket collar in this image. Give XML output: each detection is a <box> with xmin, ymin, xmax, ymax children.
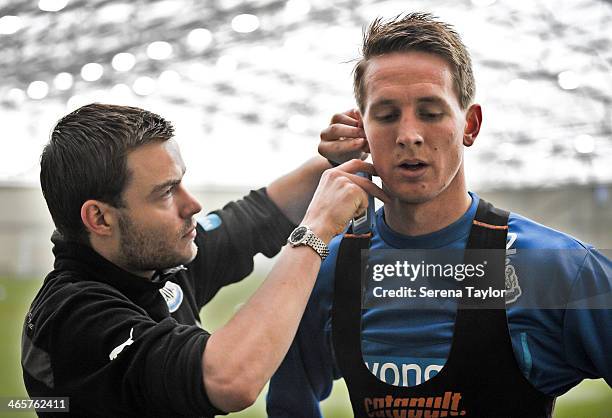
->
<box><xmin>50</xmin><ymin>231</ymin><xmax>184</xmax><ymax>294</ymax></box>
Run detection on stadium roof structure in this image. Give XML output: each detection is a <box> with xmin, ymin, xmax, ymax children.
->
<box><xmin>1</xmin><ymin>0</ymin><xmax>611</xmax><ymax>189</ymax></box>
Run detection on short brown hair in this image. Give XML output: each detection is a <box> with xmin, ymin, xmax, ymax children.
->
<box><xmin>353</xmin><ymin>12</ymin><xmax>475</xmax><ymax>111</ymax></box>
<box><xmin>40</xmin><ymin>103</ymin><xmax>174</xmax><ymax>243</ymax></box>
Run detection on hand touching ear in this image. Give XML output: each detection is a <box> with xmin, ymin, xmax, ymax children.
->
<box><xmin>319</xmin><ymin>109</ymin><xmax>370</xmax><ymax>165</ymax></box>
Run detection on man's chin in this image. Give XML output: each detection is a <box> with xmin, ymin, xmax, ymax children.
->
<box><xmin>397</xmin><ymin>194</ymin><xmax>434</xmax><ymax>205</ymax></box>
<box><xmin>384</xmin><ymin>184</ymin><xmax>437</xmax><ymax>205</ymax></box>
<box><xmin>157</xmin><ymin>244</ymin><xmax>198</xmax><ymax>270</ymax></box>
<box><xmin>179</xmin><ymin>243</ymin><xmax>198</xmax><ymax>266</ymax></box>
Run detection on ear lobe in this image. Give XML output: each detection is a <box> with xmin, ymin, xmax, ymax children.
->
<box><xmin>463</xmin><ymin>104</ymin><xmax>482</xmax><ymax>147</ymax></box>
<box><xmin>362</xmin><ymin>139</ymin><xmax>371</xmax><ymax>154</ymax></box>
<box><xmin>81</xmin><ymin>200</ymin><xmax>114</xmax><ymax>238</ymax></box>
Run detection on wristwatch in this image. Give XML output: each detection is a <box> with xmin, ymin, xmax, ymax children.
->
<box><xmin>287</xmin><ymin>225</ymin><xmax>330</xmax><ymax>261</ymax></box>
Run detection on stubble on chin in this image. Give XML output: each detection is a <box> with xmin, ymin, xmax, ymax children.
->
<box><xmin>117</xmin><ymin>215</ymin><xmax>197</xmax><ymax>273</ymax></box>
<box><xmin>381</xmin><ymin>181</ymin><xmax>436</xmax><ymax>206</ymax></box>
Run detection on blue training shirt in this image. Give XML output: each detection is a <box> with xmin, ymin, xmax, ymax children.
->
<box><xmin>267</xmin><ymin>193</ymin><xmax>612</xmax><ymax>417</ymax></box>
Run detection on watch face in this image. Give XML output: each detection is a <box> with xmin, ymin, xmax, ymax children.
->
<box><xmin>290</xmin><ymin>226</ymin><xmax>308</xmax><ymax>243</ymax></box>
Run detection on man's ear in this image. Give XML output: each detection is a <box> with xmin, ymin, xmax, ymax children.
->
<box><xmin>463</xmin><ymin>104</ymin><xmax>482</xmax><ymax>147</ymax></box>
<box><xmin>80</xmin><ymin>200</ymin><xmax>116</xmax><ymax>238</ymax></box>
<box><xmin>356</xmin><ymin>108</ymin><xmax>370</xmax><ymax>154</ymax></box>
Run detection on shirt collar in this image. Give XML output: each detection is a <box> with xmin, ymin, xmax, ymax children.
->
<box><xmin>376</xmin><ymin>192</ymin><xmax>480</xmax><ymax>249</ymax></box>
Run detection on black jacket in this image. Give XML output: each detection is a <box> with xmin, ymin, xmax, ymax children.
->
<box><xmin>22</xmin><ymin>189</ymin><xmax>294</xmax><ymax>417</ymax></box>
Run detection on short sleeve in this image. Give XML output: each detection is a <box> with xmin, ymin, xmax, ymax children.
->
<box><xmin>562</xmin><ymin>249</ymin><xmax>612</xmax><ymax>387</ymax></box>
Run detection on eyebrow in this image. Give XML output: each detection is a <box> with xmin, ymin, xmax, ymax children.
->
<box><xmin>149</xmin><ymin>167</ymin><xmax>186</xmax><ymax>197</ymax></box>
<box><xmin>416</xmin><ymin>96</ymin><xmax>448</xmax><ymax>106</ymax></box>
<box><xmin>370</xmin><ymin>96</ymin><xmax>448</xmax><ymax>108</ymax></box>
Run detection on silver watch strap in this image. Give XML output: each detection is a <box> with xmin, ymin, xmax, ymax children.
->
<box><xmin>305</xmin><ymin>231</ymin><xmax>330</xmax><ymax>261</ymax></box>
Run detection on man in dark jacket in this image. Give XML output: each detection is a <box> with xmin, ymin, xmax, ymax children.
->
<box><xmin>22</xmin><ymin>103</ymin><xmax>388</xmax><ymax>416</ymax></box>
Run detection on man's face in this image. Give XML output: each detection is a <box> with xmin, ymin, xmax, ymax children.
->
<box><xmin>362</xmin><ymin>51</ymin><xmax>477</xmax><ymax>204</ymax></box>
<box><xmin>114</xmin><ymin>138</ymin><xmax>202</xmax><ymax>274</ymax></box>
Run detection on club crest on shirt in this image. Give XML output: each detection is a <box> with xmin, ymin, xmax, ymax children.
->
<box><xmin>505</xmin><ymin>232</ymin><xmax>522</xmax><ymax>304</ymax></box>
<box><xmin>159</xmin><ymin>281</ymin><xmax>184</xmax><ymax>313</ymax></box>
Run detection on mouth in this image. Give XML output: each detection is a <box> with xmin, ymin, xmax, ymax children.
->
<box><xmin>395</xmin><ymin>159</ymin><xmax>429</xmax><ymax>179</ymax></box>
<box><xmin>398</xmin><ymin>159</ymin><xmax>428</xmax><ymax>171</ymax></box>
<box><xmin>399</xmin><ymin>162</ymin><xmax>427</xmax><ymax>170</ymax></box>
<box><xmin>183</xmin><ymin>223</ymin><xmax>197</xmax><ymax>239</ymax></box>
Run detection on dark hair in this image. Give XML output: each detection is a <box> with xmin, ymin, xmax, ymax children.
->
<box><xmin>353</xmin><ymin>12</ymin><xmax>475</xmax><ymax>111</ymax></box>
<box><xmin>40</xmin><ymin>103</ymin><xmax>174</xmax><ymax>243</ymax></box>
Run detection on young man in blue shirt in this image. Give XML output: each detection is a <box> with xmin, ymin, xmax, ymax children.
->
<box><xmin>268</xmin><ymin>13</ymin><xmax>611</xmax><ymax>417</ymax></box>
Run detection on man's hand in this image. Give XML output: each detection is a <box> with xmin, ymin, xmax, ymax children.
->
<box><xmin>267</xmin><ymin>109</ymin><xmax>369</xmax><ymax>225</ymax></box>
<box><xmin>319</xmin><ymin>109</ymin><xmax>369</xmax><ymax>165</ymax></box>
<box><xmin>203</xmin><ymin>159</ymin><xmax>388</xmax><ymax>413</ymax></box>
<box><xmin>302</xmin><ymin>159</ymin><xmax>389</xmax><ymax>243</ymax></box>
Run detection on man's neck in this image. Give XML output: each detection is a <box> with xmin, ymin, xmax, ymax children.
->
<box><xmin>383</xmin><ymin>183</ymin><xmax>472</xmax><ymax>237</ymax></box>
<box><xmin>90</xmin><ymin>239</ymin><xmax>155</xmax><ymax>280</ymax></box>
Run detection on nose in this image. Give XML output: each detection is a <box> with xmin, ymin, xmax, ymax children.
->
<box><xmin>179</xmin><ymin>186</ymin><xmax>202</xmax><ymax>218</ymax></box>
<box><xmin>396</xmin><ymin>114</ymin><xmax>424</xmax><ymax>147</ymax></box>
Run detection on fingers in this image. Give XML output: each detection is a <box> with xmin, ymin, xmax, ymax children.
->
<box><xmin>323</xmin><ymin>109</ymin><xmax>366</xmax><ymax>141</ymax></box>
<box><xmin>327</xmin><ymin>160</ymin><xmax>391</xmax><ymax>204</ymax></box>
<box><xmin>319</xmin><ymin>110</ymin><xmax>368</xmax><ymax>166</ymax></box>
<box><xmin>304</xmin><ymin>159</ymin><xmax>388</xmax><ymax>239</ymax></box>
<box><xmin>330</xmin><ymin>110</ymin><xmax>359</xmax><ymax>126</ymax></box>
<box><xmin>320</xmin><ymin>124</ymin><xmax>366</xmax><ymax>142</ymax></box>
<box><xmin>335</xmin><ymin>159</ymin><xmax>377</xmax><ymax>175</ymax></box>
<box><xmin>332</xmin><ymin>160</ymin><xmax>390</xmax><ymax>203</ymax></box>
<box><xmin>349</xmin><ymin>109</ymin><xmax>363</xmax><ymax>129</ymax></box>
<box><xmin>318</xmin><ymin>138</ymin><xmax>366</xmax><ymax>155</ymax></box>
<box><xmin>344</xmin><ymin>172</ymin><xmax>390</xmax><ymax>204</ymax></box>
